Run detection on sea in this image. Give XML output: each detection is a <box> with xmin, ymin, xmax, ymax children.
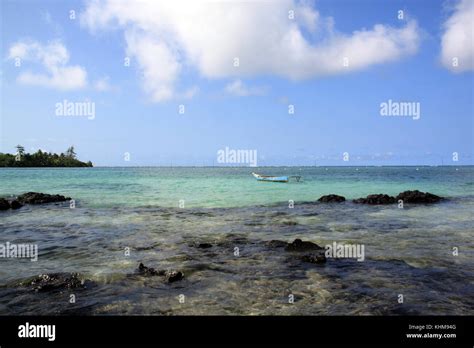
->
<box><xmin>0</xmin><ymin>166</ymin><xmax>473</xmax><ymax>315</ymax></box>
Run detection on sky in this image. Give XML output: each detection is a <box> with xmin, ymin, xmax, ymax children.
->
<box><xmin>0</xmin><ymin>0</ymin><xmax>473</xmax><ymax>166</ymax></box>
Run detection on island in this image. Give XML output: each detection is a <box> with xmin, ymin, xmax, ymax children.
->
<box><xmin>0</xmin><ymin>145</ymin><xmax>93</xmax><ymax>167</ymax></box>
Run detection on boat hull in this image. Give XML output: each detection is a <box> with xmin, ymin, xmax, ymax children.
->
<box><xmin>252</xmin><ymin>172</ymin><xmax>289</xmax><ymax>182</ymax></box>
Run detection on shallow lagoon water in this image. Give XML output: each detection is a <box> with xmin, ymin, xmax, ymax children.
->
<box><xmin>0</xmin><ymin>167</ymin><xmax>473</xmax><ymax>315</ymax></box>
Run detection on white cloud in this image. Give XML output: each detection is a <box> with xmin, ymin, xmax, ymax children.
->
<box><xmin>225</xmin><ymin>79</ymin><xmax>267</xmax><ymax>97</ymax></box>
<box><xmin>441</xmin><ymin>0</ymin><xmax>474</xmax><ymax>72</ymax></box>
<box><xmin>81</xmin><ymin>0</ymin><xmax>420</xmax><ymax>101</ymax></box>
<box><xmin>7</xmin><ymin>40</ymin><xmax>87</xmax><ymax>90</ymax></box>
<box><xmin>94</xmin><ymin>76</ymin><xmax>112</xmax><ymax>91</ymax></box>
<box><xmin>125</xmin><ymin>31</ymin><xmax>181</xmax><ymax>102</ymax></box>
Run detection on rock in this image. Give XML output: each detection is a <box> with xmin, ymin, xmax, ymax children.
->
<box><xmin>269</xmin><ymin>239</ymin><xmax>326</xmax><ymax>264</ymax></box>
<box><xmin>396</xmin><ymin>190</ymin><xmax>442</xmax><ymax>204</ymax></box>
<box><xmin>266</xmin><ymin>240</ymin><xmax>289</xmax><ymax>248</ymax></box>
<box><xmin>301</xmin><ymin>253</ymin><xmax>327</xmax><ymax>264</ymax></box>
<box><xmin>268</xmin><ymin>239</ymin><xmax>324</xmax><ymax>251</ymax></box>
<box><xmin>137</xmin><ymin>263</ymin><xmax>183</xmax><ymax>283</ymax></box>
<box><xmin>353</xmin><ymin>194</ymin><xmax>396</xmax><ymax>205</ymax></box>
<box><xmin>9</xmin><ymin>200</ymin><xmax>23</xmax><ymax>210</ymax></box>
<box><xmin>165</xmin><ymin>270</ymin><xmax>184</xmax><ymax>283</ymax></box>
<box><xmin>25</xmin><ymin>273</ymin><xmax>88</xmax><ymax>292</ymax></box>
<box><xmin>318</xmin><ymin>194</ymin><xmax>346</xmax><ymax>203</ymax></box>
<box><xmin>285</xmin><ymin>239</ymin><xmax>324</xmax><ymax>252</ymax></box>
<box><xmin>137</xmin><ymin>263</ymin><xmax>164</xmax><ymax>276</ymax></box>
<box><xmin>17</xmin><ymin>192</ymin><xmax>71</xmax><ymax>205</ymax></box>
<box><xmin>0</xmin><ymin>198</ymin><xmax>10</xmax><ymax>210</ymax></box>
<box><xmin>281</xmin><ymin>220</ymin><xmax>298</xmax><ymax>226</ymax></box>
<box><xmin>197</xmin><ymin>243</ymin><xmax>213</xmax><ymax>249</ymax></box>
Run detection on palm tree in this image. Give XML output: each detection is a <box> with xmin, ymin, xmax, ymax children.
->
<box><xmin>15</xmin><ymin>145</ymin><xmax>25</xmax><ymax>156</ymax></box>
<box><xmin>66</xmin><ymin>146</ymin><xmax>77</xmax><ymax>159</ymax></box>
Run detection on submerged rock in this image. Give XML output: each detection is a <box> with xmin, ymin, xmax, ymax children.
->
<box><xmin>301</xmin><ymin>253</ymin><xmax>327</xmax><ymax>264</ymax></box>
<box><xmin>267</xmin><ymin>239</ymin><xmax>326</xmax><ymax>265</ymax></box>
<box><xmin>281</xmin><ymin>220</ymin><xmax>298</xmax><ymax>226</ymax></box>
<box><xmin>318</xmin><ymin>194</ymin><xmax>346</xmax><ymax>203</ymax></box>
<box><xmin>197</xmin><ymin>243</ymin><xmax>213</xmax><ymax>249</ymax></box>
<box><xmin>137</xmin><ymin>263</ymin><xmax>184</xmax><ymax>283</ymax></box>
<box><xmin>0</xmin><ymin>198</ymin><xmax>10</xmax><ymax>210</ymax></box>
<box><xmin>396</xmin><ymin>190</ymin><xmax>443</xmax><ymax>203</ymax></box>
<box><xmin>17</xmin><ymin>192</ymin><xmax>71</xmax><ymax>205</ymax></box>
<box><xmin>23</xmin><ymin>273</ymin><xmax>89</xmax><ymax>292</ymax></box>
<box><xmin>266</xmin><ymin>240</ymin><xmax>289</xmax><ymax>248</ymax></box>
<box><xmin>164</xmin><ymin>270</ymin><xmax>184</xmax><ymax>283</ymax></box>
<box><xmin>353</xmin><ymin>194</ymin><xmax>396</xmax><ymax>205</ymax></box>
<box><xmin>137</xmin><ymin>263</ymin><xmax>165</xmax><ymax>276</ymax></box>
<box><xmin>285</xmin><ymin>239</ymin><xmax>324</xmax><ymax>252</ymax></box>
<box><xmin>267</xmin><ymin>239</ymin><xmax>324</xmax><ymax>251</ymax></box>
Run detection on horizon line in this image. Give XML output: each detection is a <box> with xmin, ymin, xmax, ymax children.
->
<box><xmin>2</xmin><ymin>165</ymin><xmax>473</xmax><ymax>168</ymax></box>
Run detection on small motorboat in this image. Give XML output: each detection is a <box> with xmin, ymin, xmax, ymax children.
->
<box><xmin>252</xmin><ymin>172</ymin><xmax>301</xmax><ymax>183</ymax></box>
<box><xmin>252</xmin><ymin>172</ymin><xmax>288</xmax><ymax>182</ymax></box>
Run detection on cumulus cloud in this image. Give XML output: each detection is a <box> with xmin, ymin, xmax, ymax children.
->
<box><xmin>125</xmin><ymin>31</ymin><xmax>181</xmax><ymax>101</ymax></box>
<box><xmin>7</xmin><ymin>40</ymin><xmax>87</xmax><ymax>90</ymax></box>
<box><xmin>225</xmin><ymin>79</ymin><xmax>267</xmax><ymax>96</ymax></box>
<box><xmin>441</xmin><ymin>0</ymin><xmax>474</xmax><ymax>72</ymax></box>
<box><xmin>81</xmin><ymin>0</ymin><xmax>420</xmax><ymax>101</ymax></box>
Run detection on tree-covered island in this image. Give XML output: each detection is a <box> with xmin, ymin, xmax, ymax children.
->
<box><xmin>0</xmin><ymin>145</ymin><xmax>93</xmax><ymax>167</ymax></box>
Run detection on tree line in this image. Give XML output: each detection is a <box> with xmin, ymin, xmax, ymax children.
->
<box><xmin>0</xmin><ymin>145</ymin><xmax>93</xmax><ymax>167</ymax></box>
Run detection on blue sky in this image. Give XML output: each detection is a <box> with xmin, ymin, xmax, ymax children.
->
<box><xmin>1</xmin><ymin>0</ymin><xmax>473</xmax><ymax>166</ymax></box>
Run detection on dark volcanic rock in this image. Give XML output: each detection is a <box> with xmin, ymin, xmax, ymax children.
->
<box><xmin>9</xmin><ymin>200</ymin><xmax>23</xmax><ymax>210</ymax></box>
<box><xmin>164</xmin><ymin>270</ymin><xmax>184</xmax><ymax>283</ymax></box>
<box><xmin>197</xmin><ymin>243</ymin><xmax>213</xmax><ymax>249</ymax></box>
<box><xmin>266</xmin><ymin>240</ymin><xmax>289</xmax><ymax>248</ymax></box>
<box><xmin>267</xmin><ymin>239</ymin><xmax>324</xmax><ymax>251</ymax></box>
<box><xmin>268</xmin><ymin>239</ymin><xmax>327</xmax><ymax>264</ymax></box>
<box><xmin>137</xmin><ymin>263</ymin><xmax>184</xmax><ymax>283</ymax></box>
<box><xmin>396</xmin><ymin>190</ymin><xmax>443</xmax><ymax>204</ymax></box>
<box><xmin>17</xmin><ymin>192</ymin><xmax>71</xmax><ymax>205</ymax></box>
<box><xmin>353</xmin><ymin>194</ymin><xmax>396</xmax><ymax>205</ymax></box>
<box><xmin>24</xmin><ymin>273</ymin><xmax>89</xmax><ymax>292</ymax></box>
<box><xmin>301</xmin><ymin>252</ymin><xmax>327</xmax><ymax>264</ymax></box>
<box><xmin>285</xmin><ymin>239</ymin><xmax>324</xmax><ymax>252</ymax></box>
<box><xmin>318</xmin><ymin>194</ymin><xmax>346</xmax><ymax>203</ymax></box>
<box><xmin>137</xmin><ymin>263</ymin><xmax>165</xmax><ymax>276</ymax></box>
<box><xmin>0</xmin><ymin>198</ymin><xmax>9</xmax><ymax>210</ymax></box>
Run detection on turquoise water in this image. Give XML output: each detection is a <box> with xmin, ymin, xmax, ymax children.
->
<box><xmin>0</xmin><ymin>167</ymin><xmax>473</xmax><ymax>315</ymax></box>
<box><xmin>0</xmin><ymin>166</ymin><xmax>472</xmax><ymax>208</ymax></box>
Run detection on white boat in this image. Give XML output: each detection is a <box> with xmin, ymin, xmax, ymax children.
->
<box><xmin>252</xmin><ymin>172</ymin><xmax>301</xmax><ymax>183</ymax></box>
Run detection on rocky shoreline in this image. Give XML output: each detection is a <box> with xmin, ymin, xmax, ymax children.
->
<box><xmin>0</xmin><ymin>192</ymin><xmax>71</xmax><ymax>211</ymax></box>
<box><xmin>319</xmin><ymin>190</ymin><xmax>443</xmax><ymax>205</ymax></box>
<box><xmin>0</xmin><ymin>190</ymin><xmax>444</xmax><ymax>212</ymax></box>
<box><xmin>0</xmin><ymin>190</ymin><xmax>447</xmax><ymax>299</ymax></box>
<box><xmin>0</xmin><ymin>193</ymin><xmax>470</xmax><ymax>316</ymax></box>
<box><xmin>8</xmin><ymin>235</ymin><xmax>329</xmax><ymax>296</ymax></box>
